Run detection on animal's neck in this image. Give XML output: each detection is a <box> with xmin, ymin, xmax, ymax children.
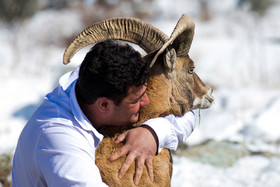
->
<box><xmin>136</xmin><ymin>73</ymin><xmax>172</xmax><ymax>125</ymax></box>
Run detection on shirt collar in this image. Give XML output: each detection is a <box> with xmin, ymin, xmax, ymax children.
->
<box><xmin>69</xmin><ymin>80</ymin><xmax>104</xmax><ymax>145</ymax></box>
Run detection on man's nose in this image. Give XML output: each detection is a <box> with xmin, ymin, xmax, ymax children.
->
<box><xmin>140</xmin><ymin>93</ymin><xmax>149</xmax><ymax>106</ymax></box>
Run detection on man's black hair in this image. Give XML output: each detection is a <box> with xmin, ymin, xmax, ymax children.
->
<box><xmin>76</xmin><ymin>39</ymin><xmax>149</xmax><ymax>106</ymax></box>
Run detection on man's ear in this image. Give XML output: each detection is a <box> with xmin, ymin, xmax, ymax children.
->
<box><xmin>96</xmin><ymin>97</ymin><xmax>112</xmax><ymax>112</ymax></box>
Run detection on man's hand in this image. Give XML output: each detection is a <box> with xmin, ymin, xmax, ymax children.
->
<box><xmin>108</xmin><ymin>126</ymin><xmax>158</xmax><ymax>185</ymax></box>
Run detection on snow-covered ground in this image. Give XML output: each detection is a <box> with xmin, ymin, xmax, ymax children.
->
<box><xmin>172</xmin><ymin>155</ymin><xmax>280</xmax><ymax>187</ymax></box>
<box><xmin>1</xmin><ymin>0</ymin><xmax>280</xmax><ymax>186</ymax></box>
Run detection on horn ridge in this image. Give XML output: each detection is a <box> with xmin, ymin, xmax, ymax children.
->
<box><xmin>63</xmin><ymin>17</ymin><xmax>168</xmax><ymax>65</ymax></box>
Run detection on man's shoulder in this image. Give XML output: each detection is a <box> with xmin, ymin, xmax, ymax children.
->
<box><xmin>37</xmin><ymin>121</ymin><xmax>96</xmax><ymax>153</ymax></box>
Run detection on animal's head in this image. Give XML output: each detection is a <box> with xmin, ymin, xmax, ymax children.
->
<box><xmin>144</xmin><ymin>14</ymin><xmax>214</xmax><ymax>115</ymax></box>
<box><xmin>63</xmin><ymin>14</ymin><xmax>214</xmax><ymax>116</ymax></box>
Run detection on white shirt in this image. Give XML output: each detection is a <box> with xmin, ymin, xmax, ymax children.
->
<box><xmin>12</xmin><ymin>66</ymin><xmax>196</xmax><ymax>187</ymax></box>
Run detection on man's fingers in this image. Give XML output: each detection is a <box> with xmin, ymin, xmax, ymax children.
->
<box><xmin>108</xmin><ymin>127</ymin><xmax>157</xmax><ymax>185</ymax></box>
<box><xmin>109</xmin><ymin>132</ymin><xmax>130</xmax><ymax>162</ymax></box>
<box><xmin>114</xmin><ymin>132</ymin><xmax>127</xmax><ymax>144</ymax></box>
<box><xmin>118</xmin><ymin>154</ymin><xmax>135</xmax><ymax>179</ymax></box>
<box><xmin>133</xmin><ymin>157</ymin><xmax>145</xmax><ymax>185</ymax></box>
<box><xmin>109</xmin><ymin>146</ymin><xmax>128</xmax><ymax>162</ymax></box>
<box><xmin>145</xmin><ymin>158</ymin><xmax>154</xmax><ymax>182</ymax></box>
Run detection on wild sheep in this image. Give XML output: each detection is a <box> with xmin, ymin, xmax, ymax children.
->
<box><xmin>63</xmin><ymin>14</ymin><xmax>214</xmax><ymax>187</ymax></box>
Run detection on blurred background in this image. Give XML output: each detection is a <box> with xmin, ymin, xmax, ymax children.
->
<box><xmin>0</xmin><ymin>0</ymin><xmax>280</xmax><ymax>186</ymax></box>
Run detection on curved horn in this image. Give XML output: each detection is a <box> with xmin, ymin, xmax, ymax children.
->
<box><xmin>150</xmin><ymin>14</ymin><xmax>195</xmax><ymax>67</ymax></box>
<box><xmin>63</xmin><ymin>17</ymin><xmax>168</xmax><ymax>65</ymax></box>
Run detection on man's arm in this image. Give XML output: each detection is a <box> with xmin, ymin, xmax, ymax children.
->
<box><xmin>109</xmin><ymin>111</ymin><xmax>196</xmax><ymax>185</ymax></box>
<box><xmin>36</xmin><ymin>126</ymin><xmax>108</xmax><ymax>187</ymax></box>
<box><xmin>144</xmin><ymin>111</ymin><xmax>196</xmax><ymax>152</ymax></box>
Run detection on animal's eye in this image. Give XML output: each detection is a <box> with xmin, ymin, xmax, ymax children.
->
<box><xmin>188</xmin><ymin>67</ymin><xmax>195</xmax><ymax>74</ymax></box>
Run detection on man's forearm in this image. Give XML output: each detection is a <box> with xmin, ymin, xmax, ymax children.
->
<box><xmin>142</xmin><ymin>111</ymin><xmax>196</xmax><ymax>153</ymax></box>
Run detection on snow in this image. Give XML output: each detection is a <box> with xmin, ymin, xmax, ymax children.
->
<box><xmin>1</xmin><ymin>0</ymin><xmax>280</xmax><ymax>186</ymax></box>
<box><xmin>172</xmin><ymin>155</ymin><xmax>280</xmax><ymax>187</ymax></box>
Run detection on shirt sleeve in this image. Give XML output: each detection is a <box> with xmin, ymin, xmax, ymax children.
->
<box><xmin>35</xmin><ymin>125</ymin><xmax>108</xmax><ymax>187</ymax></box>
<box><xmin>142</xmin><ymin>111</ymin><xmax>196</xmax><ymax>153</ymax></box>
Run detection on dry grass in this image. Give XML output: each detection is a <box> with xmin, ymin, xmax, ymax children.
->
<box><xmin>0</xmin><ymin>154</ymin><xmax>12</xmax><ymax>187</ymax></box>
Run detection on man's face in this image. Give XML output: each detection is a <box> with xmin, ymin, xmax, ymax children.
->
<box><xmin>111</xmin><ymin>83</ymin><xmax>149</xmax><ymax>126</ymax></box>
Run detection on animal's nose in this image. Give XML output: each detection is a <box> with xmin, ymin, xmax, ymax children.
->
<box><xmin>208</xmin><ymin>87</ymin><xmax>214</xmax><ymax>103</ymax></box>
<box><xmin>207</xmin><ymin>85</ymin><xmax>213</xmax><ymax>94</ymax></box>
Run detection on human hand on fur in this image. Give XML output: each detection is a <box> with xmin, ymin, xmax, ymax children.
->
<box><xmin>108</xmin><ymin>126</ymin><xmax>158</xmax><ymax>185</ymax></box>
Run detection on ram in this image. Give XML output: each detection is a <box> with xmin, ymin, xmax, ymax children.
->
<box><xmin>63</xmin><ymin>14</ymin><xmax>214</xmax><ymax>187</ymax></box>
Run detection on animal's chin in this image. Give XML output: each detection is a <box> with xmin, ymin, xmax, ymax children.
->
<box><xmin>192</xmin><ymin>95</ymin><xmax>214</xmax><ymax>109</ymax></box>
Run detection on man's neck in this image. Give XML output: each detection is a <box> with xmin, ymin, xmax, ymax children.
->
<box><xmin>77</xmin><ymin>98</ymin><xmax>105</xmax><ymax>130</ymax></box>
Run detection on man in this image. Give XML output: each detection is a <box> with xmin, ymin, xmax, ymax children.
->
<box><xmin>12</xmin><ymin>40</ymin><xmax>196</xmax><ymax>186</ymax></box>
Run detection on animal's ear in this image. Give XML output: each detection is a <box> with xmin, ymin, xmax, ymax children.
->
<box><xmin>149</xmin><ymin>14</ymin><xmax>194</xmax><ymax>67</ymax></box>
<box><xmin>163</xmin><ymin>48</ymin><xmax>176</xmax><ymax>77</ymax></box>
